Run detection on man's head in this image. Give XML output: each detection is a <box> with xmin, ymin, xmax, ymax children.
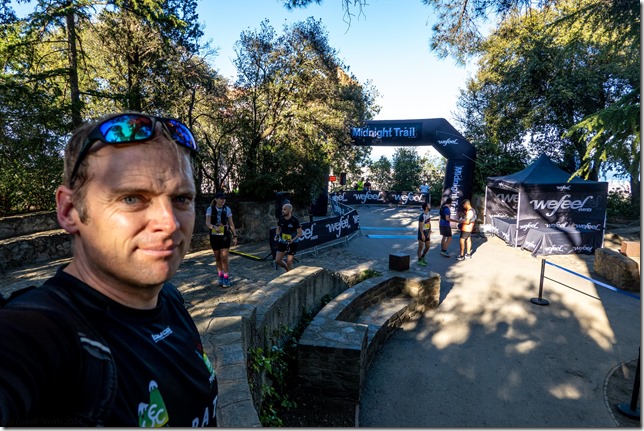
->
<box><xmin>214</xmin><ymin>191</ymin><xmax>226</xmax><ymax>207</ymax></box>
<box><xmin>421</xmin><ymin>202</ymin><xmax>429</xmax><ymax>212</ymax></box>
<box><xmin>63</xmin><ymin>113</ymin><xmax>197</xmax><ymax>222</ymax></box>
<box><xmin>444</xmin><ymin>197</ymin><xmax>452</xmax><ymax>205</ymax></box>
<box><xmin>282</xmin><ymin>203</ymin><xmax>293</xmax><ymax>217</ymax></box>
<box><xmin>462</xmin><ymin>199</ymin><xmax>472</xmax><ymax>210</ymax></box>
<box><xmin>56</xmin><ymin>112</ymin><xmax>198</xmax><ymax>300</ymax></box>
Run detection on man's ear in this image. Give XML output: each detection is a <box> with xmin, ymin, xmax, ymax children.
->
<box><xmin>56</xmin><ymin>185</ymin><xmax>80</xmax><ymax>234</ymax></box>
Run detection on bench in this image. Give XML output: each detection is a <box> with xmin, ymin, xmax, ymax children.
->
<box><xmin>297</xmin><ymin>273</ymin><xmax>441</xmax><ymax>402</ymax></box>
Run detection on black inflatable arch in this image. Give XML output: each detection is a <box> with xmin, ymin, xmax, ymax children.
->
<box><xmin>351</xmin><ymin>119</ymin><xmax>476</xmax><ymax>206</ymax></box>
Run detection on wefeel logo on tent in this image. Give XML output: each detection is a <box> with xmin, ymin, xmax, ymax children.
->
<box><xmin>529</xmin><ymin>194</ymin><xmax>595</xmax><ymax>216</ymax></box>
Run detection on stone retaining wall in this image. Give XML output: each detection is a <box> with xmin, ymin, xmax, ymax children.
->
<box><xmin>0</xmin><ymin>200</ymin><xmax>312</xmax><ymax>273</ymax></box>
<box><xmin>191</xmin><ymin>265</ymin><xmax>351</xmax><ymax>427</ymax></box>
<box><xmin>594</xmin><ymin>247</ymin><xmax>640</xmax><ymax>291</ymax></box>
<box><xmin>0</xmin><ymin>211</ymin><xmax>59</xmax><ymax>240</ymax></box>
<box><xmin>297</xmin><ymin>273</ymin><xmax>441</xmax><ymax>402</ymax></box>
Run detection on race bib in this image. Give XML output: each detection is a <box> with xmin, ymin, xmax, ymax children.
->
<box><xmin>281</xmin><ymin>233</ymin><xmax>292</xmax><ymax>242</ymax></box>
<box><xmin>423</xmin><ymin>222</ymin><xmax>431</xmax><ymax>230</ymax></box>
<box><xmin>212</xmin><ymin>225</ymin><xmax>225</xmax><ymax>235</ymax></box>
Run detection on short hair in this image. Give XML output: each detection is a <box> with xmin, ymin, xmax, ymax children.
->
<box><xmin>421</xmin><ymin>202</ymin><xmax>429</xmax><ymax>211</ymax></box>
<box><xmin>283</xmin><ymin>203</ymin><xmax>293</xmax><ymax>212</ymax></box>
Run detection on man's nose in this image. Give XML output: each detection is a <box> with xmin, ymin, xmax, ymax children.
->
<box><xmin>151</xmin><ymin>199</ymin><xmax>180</xmax><ymax>232</ymax></box>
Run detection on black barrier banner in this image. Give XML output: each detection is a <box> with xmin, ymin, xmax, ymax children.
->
<box><xmin>518</xmin><ymin>184</ymin><xmax>607</xmax><ymax>229</ymax></box>
<box><xmin>484</xmin><ymin>187</ymin><xmax>518</xmax><ymax>223</ymax></box>
<box><xmin>269</xmin><ymin>208</ymin><xmax>360</xmax><ymax>253</ymax></box>
<box><xmin>331</xmin><ymin>190</ymin><xmax>427</xmax><ymax>206</ymax></box>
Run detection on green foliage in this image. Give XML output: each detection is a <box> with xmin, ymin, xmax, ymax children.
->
<box><xmin>367</xmin><ymin>156</ymin><xmax>392</xmax><ymax>191</ymax></box>
<box><xmin>454</xmin><ymin>0</ymin><xmax>638</xmax><ymax>189</ymax></box>
<box><xmin>391</xmin><ymin>147</ymin><xmax>422</xmax><ymax>192</ymax></box>
<box><xmin>606</xmin><ymin>190</ymin><xmax>640</xmax><ymax>222</ymax></box>
<box><xmin>248</xmin><ymin>345</ymin><xmax>292</xmax><ymax>427</ymax></box>
<box><xmin>353</xmin><ymin>268</ymin><xmax>382</xmax><ymax>284</ymax></box>
<box><xmin>418</xmin><ymin>152</ymin><xmax>447</xmax><ymax>205</ymax></box>
<box><xmin>232</xmin><ymin>18</ymin><xmax>376</xmax><ymax>203</ymax></box>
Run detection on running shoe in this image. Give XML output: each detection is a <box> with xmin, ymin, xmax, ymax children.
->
<box><xmin>418</xmin><ymin>258</ymin><xmax>427</xmax><ymax>266</ymax></box>
<box><xmin>218</xmin><ymin>275</ymin><xmax>224</xmax><ymax>286</ymax></box>
<box><xmin>455</xmin><ymin>255</ymin><xmax>465</xmax><ymax>261</ymax></box>
<box><xmin>465</xmin><ymin>253</ymin><xmax>473</xmax><ymax>259</ymax></box>
<box><xmin>440</xmin><ymin>250</ymin><xmax>449</xmax><ymax>258</ymax></box>
<box><xmin>222</xmin><ymin>278</ymin><xmax>231</xmax><ymax>288</ymax></box>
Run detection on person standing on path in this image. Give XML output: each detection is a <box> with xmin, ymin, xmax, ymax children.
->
<box><xmin>0</xmin><ymin>112</ymin><xmax>218</xmax><ymax>426</ymax></box>
<box><xmin>206</xmin><ymin>191</ymin><xmax>237</xmax><ymax>287</ymax></box>
<box><xmin>456</xmin><ymin>199</ymin><xmax>476</xmax><ymax>260</ymax></box>
<box><xmin>419</xmin><ymin>181</ymin><xmax>430</xmax><ymax>203</ymax></box>
<box><xmin>274</xmin><ymin>203</ymin><xmax>303</xmax><ymax>272</ymax></box>
<box><xmin>439</xmin><ymin>197</ymin><xmax>454</xmax><ymax>257</ymax></box>
<box><xmin>417</xmin><ymin>202</ymin><xmax>432</xmax><ymax>266</ymax></box>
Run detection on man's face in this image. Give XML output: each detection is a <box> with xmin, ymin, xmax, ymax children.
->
<box><xmin>72</xmin><ymin>139</ymin><xmax>195</xmax><ymax>291</ymax></box>
<box><xmin>282</xmin><ymin>205</ymin><xmax>291</xmax><ymax>217</ymax></box>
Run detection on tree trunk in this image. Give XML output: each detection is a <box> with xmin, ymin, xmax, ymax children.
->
<box><xmin>66</xmin><ymin>8</ymin><xmax>82</xmax><ymax>128</ymax></box>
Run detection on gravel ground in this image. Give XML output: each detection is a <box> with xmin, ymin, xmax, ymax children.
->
<box><xmin>0</xmin><ymin>212</ymin><xmax>639</xmax><ymax>427</ymax></box>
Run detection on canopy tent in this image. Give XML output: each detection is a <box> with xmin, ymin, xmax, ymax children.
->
<box><xmin>484</xmin><ymin>154</ymin><xmax>608</xmax><ymax>255</ymax></box>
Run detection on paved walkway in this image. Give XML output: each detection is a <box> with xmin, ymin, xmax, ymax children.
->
<box><xmin>0</xmin><ymin>206</ymin><xmax>640</xmax><ymax>427</ymax></box>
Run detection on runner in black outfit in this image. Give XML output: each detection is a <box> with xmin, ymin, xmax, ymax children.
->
<box><xmin>274</xmin><ymin>203</ymin><xmax>303</xmax><ymax>272</ymax></box>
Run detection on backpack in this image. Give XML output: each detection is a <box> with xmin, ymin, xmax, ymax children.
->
<box><xmin>469</xmin><ymin>207</ymin><xmax>477</xmax><ymax>223</ymax></box>
<box><xmin>209</xmin><ymin>204</ymin><xmax>230</xmax><ymax>228</ymax></box>
<box><xmin>1</xmin><ymin>282</ymin><xmax>117</xmax><ymax>426</ymax></box>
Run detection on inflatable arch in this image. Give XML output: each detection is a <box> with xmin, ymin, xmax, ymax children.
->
<box><xmin>351</xmin><ymin>119</ymin><xmax>476</xmax><ymax>207</ymax></box>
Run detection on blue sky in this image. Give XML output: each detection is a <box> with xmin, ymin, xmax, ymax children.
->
<box><xmin>198</xmin><ymin>0</ymin><xmax>475</xmax><ymax>160</ymax></box>
<box><xmin>11</xmin><ymin>0</ymin><xmax>473</xmax><ymax>161</ymax></box>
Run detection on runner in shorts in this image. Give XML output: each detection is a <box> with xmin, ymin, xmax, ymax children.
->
<box><xmin>417</xmin><ymin>202</ymin><xmax>432</xmax><ymax>266</ymax></box>
<box><xmin>456</xmin><ymin>199</ymin><xmax>475</xmax><ymax>261</ymax></box>
<box><xmin>206</xmin><ymin>192</ymin><xmax>237</xmax><ymax>287</ymax></box>
<box><xmin>274</xmin><ymin>203</ymin><xmax>303</xmax><ymax>272</ymax></box>
<box><xmin>439</xmin><ymin>197</ymin><xmax>453</xmax><ymax>257</ymax></box>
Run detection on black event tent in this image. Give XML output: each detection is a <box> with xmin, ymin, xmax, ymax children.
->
<box><xmin>484</xmin><ymin>154</ymin><xmax>608</xmax><ymax>255</ymax></box>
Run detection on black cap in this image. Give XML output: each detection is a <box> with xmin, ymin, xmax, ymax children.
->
<box><xmin>215</xmin><ymin>192</ymin><xmax>225</xmax><ymax>199</ymax></box>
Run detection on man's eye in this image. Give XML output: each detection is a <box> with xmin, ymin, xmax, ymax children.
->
<box><xmin>123</xmin><ymin>196</ymin><xmax>141</xmax><ymax>205</ymax></box>
<box><xmin>174</xmin><ymin>196</ymin><xmax>193</xmax><ymax>205</ymax></box>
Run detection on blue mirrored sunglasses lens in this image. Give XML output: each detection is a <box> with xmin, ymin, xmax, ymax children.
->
<box><xmin>98</xmin><ymin>115</ymin><xmax>154</xmax><ymax>143</ymax></box>
<box><xmin>164</xmin><ymin>119</ymin><xmax>197</xmax><ymax>151</ymax></box>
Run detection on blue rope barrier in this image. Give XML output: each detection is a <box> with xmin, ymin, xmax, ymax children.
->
<box><xmin>360</xmin><ymin>226</ymin><xmax>416</xmax><ymax>231</ymax></box>
<box><xmin>544</xmin><ymin>260</ymin><xmax>641</xmax><ymax>301</ymax></box>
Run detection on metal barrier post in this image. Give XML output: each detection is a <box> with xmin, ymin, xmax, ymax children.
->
<box><xmin>617</xmin><ymin>349</ymin><xmax>641</xmax><ymax>419</ymax></box>
<box><xmin>530</xmin><ymin>258</ymin><xmax>550</xmax><ymax>306</ymax></box>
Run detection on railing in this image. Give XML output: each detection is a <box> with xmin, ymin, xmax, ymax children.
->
<box><xmin>530</xmin><ymin>258</ymin><xmax>640</xmax><ymax>306</ymax></box>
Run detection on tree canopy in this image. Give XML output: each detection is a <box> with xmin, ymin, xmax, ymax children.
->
<box><xmin>0</xmin><ymin>1</ymin><xmax>377</xmax><ymax>214</ymax></box>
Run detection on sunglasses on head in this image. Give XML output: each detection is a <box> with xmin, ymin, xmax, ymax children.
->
<box><xmin>69</xmin><ymin>113</ymin><xmax>198</xmax><ymax>186</ymax></box>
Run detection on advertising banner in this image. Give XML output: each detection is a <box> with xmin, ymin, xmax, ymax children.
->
<box><xmin>350</xmin><ymin>118</ymin><xmax>476</xmax><ymax>208</ymax></box>
<box><xmin>518</xmin><ymin>183</ymin><xmax>608</xmax><ymax>231</ymax></box>
<box><xmin>330</xmin><ymin>190</ymin><xmax>427</xmax><ymax>206</ymax></box>
<box><xmin>269</xmin><ymin>208</ymin><xmax>360</xmax><ymax>253</ymax></box>
<box><xmin>484</xmin><ymin>187</ymin><xmax>518</xmax><ymax>223</ymax></box>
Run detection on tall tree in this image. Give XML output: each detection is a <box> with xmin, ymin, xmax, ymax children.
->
<box><xmin>391</xmin><ymin>147</ymin><xmax>421</xmax><ymax>192</ymax></box>
<box><xmin>231</xmin><ymin>18</ymin><xmax>376</xmax><ymax>203</ymax></box>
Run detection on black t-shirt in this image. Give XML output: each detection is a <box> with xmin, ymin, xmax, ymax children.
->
<box><xmin>277</xmin><ymin>215</ymin><xmax>301</xmax><ymax>242</ymax></box>
<box><xmin>0</xmin><ymin>267</ymin><xmax>218</xmax><ymax>427</ymax></box>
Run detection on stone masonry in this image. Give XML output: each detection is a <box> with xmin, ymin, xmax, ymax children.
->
<box><xmin>593</xmin><ymin>247</ymin><xmax>640</xmax><ymax>291</ymax></box>
<box><xmin>297</xmin><ymin>272</ymin><xmax>441</xmax><ymax>402</ymax></box>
